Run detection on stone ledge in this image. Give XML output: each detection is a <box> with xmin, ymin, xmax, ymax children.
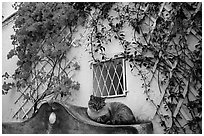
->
<box><xmin>2</xmin><ymin>102</ymin><xmax>153</xmax><ymax>134</ymax></box>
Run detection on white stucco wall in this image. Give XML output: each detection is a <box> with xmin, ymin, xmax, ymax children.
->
<box><xmin>2</xmin><ymin>3</ymin><xmax>200</xmax><ymax>134</ymax></box>
<box><xmin>2</xmin><ymin>20</ymin><xmax>21</xmax><ymax>122</ymax></box>
<box><xmin>2</xmin><ymin>2</ymin><xmax>15</xmax><ymax>22</ymax></box>
<box><xmin>62</xmin><ymin>24</ymin><xmax>165</xmax><ymax>133</ymax></box>
<box><xmin>1</xmin><ymin>12</ymin><xmax>164</xmax><ymax>134</ymax></box>
<box><xmin>2</xmin><ymin>2</ymin><xmax>18</xmax><ymax>122</ymax></box>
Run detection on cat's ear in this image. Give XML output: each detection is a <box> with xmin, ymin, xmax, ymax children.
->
<box><xmin>102</xmin><ymin>97</ymin><xmax>106</xmax><ymax>101</ymax></box>
<box><xmin>90</xmin><ymin>95</ymin><xmax>94</xmax><ymax>99</ymax></box>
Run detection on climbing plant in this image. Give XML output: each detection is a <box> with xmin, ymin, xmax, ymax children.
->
<box><xmin>75</xmin><ymin>2</ymin><xmax>202</xmax><ymax>133</ymax></box>
<box><xmin>2</xmin><ymin>2</ymin><xmax>87</xmax><ymax>113</ymax></box>
<box><xmin>2</xmin><ymin>2</ymin><xmax>202</xmax><ymax>133</ymax></box>
<box><xmin>2</xmin><ymin>2</ymin><xmax>115</xmax><ymax>116</ymax></box>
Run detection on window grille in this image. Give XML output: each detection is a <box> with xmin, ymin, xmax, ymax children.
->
<box><xmin>93</xmin><ymin>58</ymin><xmax>126</xmax><ymax>98</ymax></box>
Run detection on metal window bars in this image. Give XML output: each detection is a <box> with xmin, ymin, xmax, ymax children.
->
<box><xmin>93</xmin><ymin>58</ymin><xmax>126</xmax><ymax>98</ymax></box>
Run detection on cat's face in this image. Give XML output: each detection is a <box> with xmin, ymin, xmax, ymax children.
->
<box><xmin>88</xmin><ymin>95</ymin><xmax>106</xmax><ymax>112</ymax></box>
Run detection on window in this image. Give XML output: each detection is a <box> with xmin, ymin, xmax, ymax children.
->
<box><xmin>93</xmin><ymin>57</ymin><xmax>126</xmax><ymax>98</ymax></box>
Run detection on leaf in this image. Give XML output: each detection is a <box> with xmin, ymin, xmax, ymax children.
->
<box><xmin>100</xmin><ymin>46</ymin><xmax>105</xmax><ymax>52</ymax></box>
<box><xmin>176</xmin><ymin>113</ymin><xmax>182</xmax><ymax>119</ymax></box>
<box><xmin>120</xmin><ymin>33</ymin><xmax>125</xmax><ymax>37</ymax></box>
<box><xmin>45</xmin><ymin>88</ymin><xmax>53</xmax><ymax>96</ymax></box>
<box><xmin>118</xmin><ymin>36</ymin><xmax>123</xmax><ymax>40</ymax></box>
<box><xmin>26</xmin><ymin>25</ymin><xmax>36</xmax><ymax>32</ymax></box>
<box><xmin>61</xmin><ymin>92</ymin><xmax>64</xmax><ymax>97</ymax></box>
<box><xmin>184</xmin><ymin>3</ymin><xmax>196</xmax><ymax>11</ymax></box>
<box><xmin>24</xmin><ymin>93</ymin><xmax>30</xmax><ymax>100</ymax></box>
<box><xmin>2</xmin><ymin>89</ymin><xmax>8</xmax><ymax>95</ymax></box>
<box><xmin>64</xmin><ymin>77</ymin><xmax>72</xmax><ymax>86</ymax></box>
<box><xmin>163</xmin><ymin>115</ymin><xmax>169</xmax><ymax>119</ymax></box>
<box><xmin>195</xmin><ymin>43</ymin><xmax>201</xmax><ymax>49</ymax></box>
<box><xmin>177</xmin><ymin>8</ymin><xmax>187</xmax><ymax>20</ymax></box>
<box><xmin>132</xmin><ymin>41</ymin><xmax>136</xmax><ymax>45</ymax></box>
<box><xmin>95</xmin><ymin>49</ymin><xmax>98</xmax><ymax>52</ymax></box>
<box><xmin>135</xmin><ymin>25</ymin><xmax>140</xmax><ymax>34</ymax></box>
<box><xmin>108</xmin><ymin>22</ymin><xmax>113</xmax><ymax>27</ymax></box>
<box><xmin>160</xmin><ymin>120</ymin><xmax>165</xmax><ymax>127</ymax></box>
<box><xmin>2</xmin><ymin>82</ymin><xmax>12</xmax><ymax>91</ymax></box>
<box><xmin>116</xmin><ymin>23</ymin><xmax>119</xmax><ymax>28</ymax></box>
<box><xmin>72</xmin><ymin>82</ymin><xmax>80</xmax><ymax>90</ymax></box>
<box><xmin>143</xmin><ymin>33</ymin><xmax>148</xmax><ymax>38</ymax></box>
<box><xmin>178</xmin><ymin>93</ymin><xmax>184</xmax><ymax>99</ymax></box>
<box><xmin>10</xmin><ymin>34</ymin><xmax>16</xmax><ymax>40</ymax></box>
<box><xmin>97</xmin><ymin>43</ymin><xmax>101</xmax><ymax>47</ymax></box>
<box><xmin>73</xmin><ymin>62</ymin><xmax>80</xmax><ymax>70</ymax></box>
<box><xmin>134</xmin><ymin>51</ymin><xmax>137</xmax><ymax>56</ymax></box>
<box><xmin>2</xmin><ymin>72</ymin><xmax>10</xmax><ymax>79</ymax></box>
<box><xmin>7</xmin><ymin>49</ymin><xmax>16</xmax><ymax>59</ymax></box>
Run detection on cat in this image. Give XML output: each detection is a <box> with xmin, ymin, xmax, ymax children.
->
<box><xmin>87</xmin><ymin>95</ymin><xmax>136</xmax><ymax>125</ymax></box>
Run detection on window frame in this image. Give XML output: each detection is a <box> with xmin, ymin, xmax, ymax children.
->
<box><xmin>92</xmin><ymin>57</ymin><xmax>127</xmax><ymax>98</ymax></box>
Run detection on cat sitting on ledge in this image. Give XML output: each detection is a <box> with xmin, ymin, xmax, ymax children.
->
<box><xmin>87</xmin><ymin>95</ymin><xmax>136</xmax><ymax>125</ymax></box>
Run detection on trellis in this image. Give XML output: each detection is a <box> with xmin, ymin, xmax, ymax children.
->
<box><xmin>12</xmin><ymin>25</ymin><xmax>78</xmax><ymax>120</ymax></box>
<box><xmin>138</xmin><ymin>2</ymin><xmax>202</xmax><ymax>133</ymax></box>
<box><xmin>7</xmin><ymin>2</ymin><xmax>201</xmax><ymax>133</ymax></box>
<box><xmin>12</xmin><ymin>57</ymin><xmax>77</xmax><ymax>120</ymax></box>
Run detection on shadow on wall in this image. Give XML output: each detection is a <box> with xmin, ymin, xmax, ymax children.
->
<box><xmin>2</xmin><ymin>102</ymin><xmax>153</xmax><ymax>134</ymax></box>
